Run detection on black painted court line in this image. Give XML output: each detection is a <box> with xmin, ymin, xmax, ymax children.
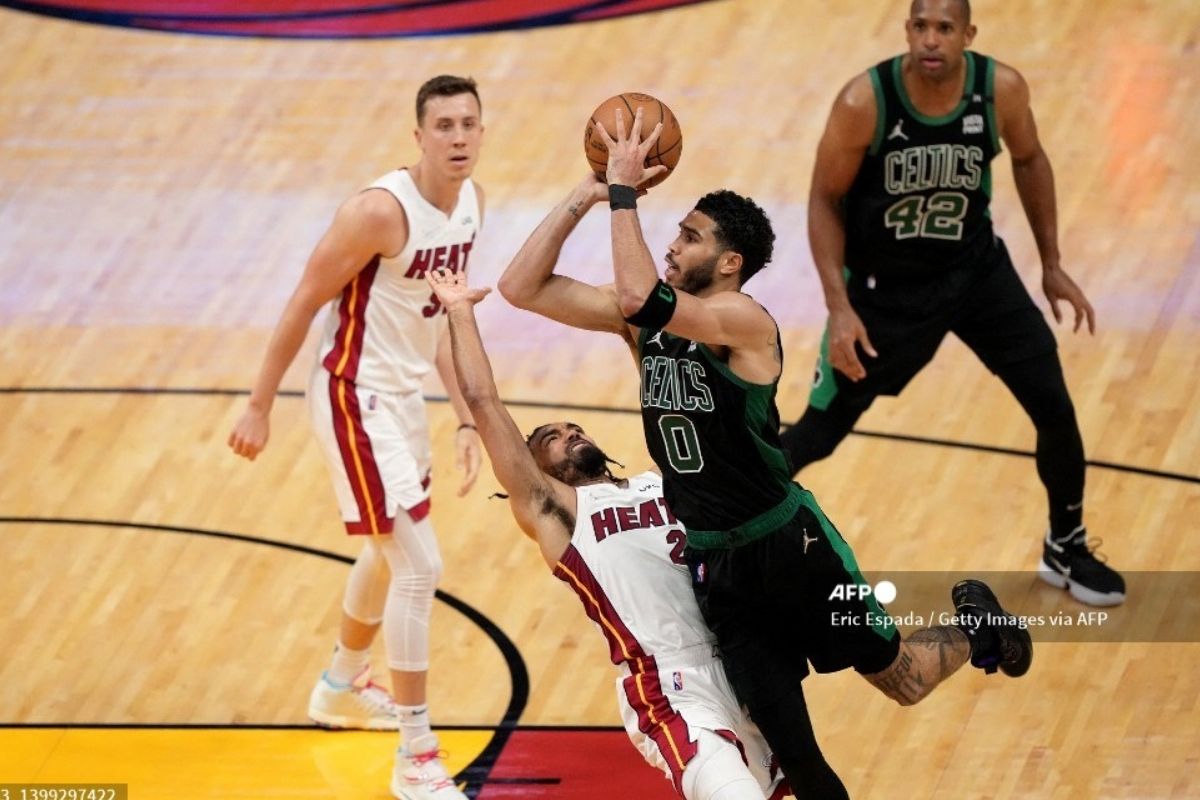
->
<box><xmin>3</xmin><ymin>385</ymin><xmax>1197</xmax><ymax>485</ymax></box>
<box><xmin>0</xmin><ymin>517</ymin><xmax>529</xmax><ymax>795</ymax></box>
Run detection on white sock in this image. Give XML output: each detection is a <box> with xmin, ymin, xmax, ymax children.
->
<box><xmin>398</xmin><ymin>703</ymin><xmax>432</xmax><ymax>750</ymax></box>
<box><xmin>326</xmin><ymin>643</ymin><xmax>370</xmax><ymax>688</ymax></box>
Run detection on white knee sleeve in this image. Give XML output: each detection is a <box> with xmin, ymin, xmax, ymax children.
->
<box><xmin>341</xmin><ymin>538</ymin><xmax>390</xmax><ymax>625</ymax></box>
<box><xmin>378</xmin><ymin>515</ymin><xmax>443</xmax><ymax>672</ymax></box>
<box><xmin>682</xmin><ymin>729</ymin><xmax>764</xmax><ymax>800</ymax></box>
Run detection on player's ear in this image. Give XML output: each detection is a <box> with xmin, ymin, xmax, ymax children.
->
<box><xmin>964</xmin><ymin>23</ymin><xmax>976</xmax><ymax>46</ymax></box>
<box><xmin>719</xmin><ymin>251</ymin><xmax>743</xmax><ymax>278</ymax></box>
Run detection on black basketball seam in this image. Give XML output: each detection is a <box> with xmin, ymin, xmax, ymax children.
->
<box><xmin>619</xmin><ymin>94</ymin><xmax>636</xmax><ymax>120</ymax></box>
<box><xmin>653</xmin><ymin>98</ymin><xmax>665</xmax><ymax>160</ymax></box>
<box><xmin>655</xmin><ymin>137</ymin><xmax>682</xmax><ymax>157</ymax></box>
<box><xmin>586</xmin><ymin>113</ymin><xmax>607</xmax><ymax>172</ymax></box>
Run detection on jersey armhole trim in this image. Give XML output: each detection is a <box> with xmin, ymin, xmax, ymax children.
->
<box><xmin>867</xmin><ymin>66</ymin><xmax>887</xmax><ymax>157</ymax></box>
<box><xmin>985</xmin><ymin>56</ymin><xmax>1002</xmax><ymax>155</ymax></box>
<box><xmin>695</xmin><ymin>342</ymin><xmax>777</xmax><ymax>391</ymax></box>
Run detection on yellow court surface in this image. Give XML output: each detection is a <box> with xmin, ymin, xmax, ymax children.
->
<box><xmin>0</xmin><ymin>728</ymin><xmax>488</xmax><ymax>799</ymax></box>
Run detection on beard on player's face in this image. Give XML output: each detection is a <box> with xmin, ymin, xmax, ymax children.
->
<box><xmin>547</xmin><ymin>441</ymin><xmax>611</xmax><ymax>486</ymax></box>
<box><xmin>676</xmin><ymin>253</ymin><xmax>719</xmax><ymax>294</ymax></box>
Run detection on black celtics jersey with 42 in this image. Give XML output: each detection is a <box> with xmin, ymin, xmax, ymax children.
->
<box><xmin>844</xmin><ymin>51</ymin><xmax>1002</xmax><ymax>280</ymax></box>
<box><xmin>637</xmin><ymin>327</ymin><xmax>793</xmax><ymax>534</ymax></box>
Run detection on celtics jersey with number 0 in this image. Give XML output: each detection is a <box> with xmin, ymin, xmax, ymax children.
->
<box><xmin>637</xmin><ymin>326</ymin><xmax>793</xmax><ymax>534</ymax></box>
<box><xmin>844</xmin><ymin>51</ymin><xmax>1001</xmax><ymax>279</ymax></box>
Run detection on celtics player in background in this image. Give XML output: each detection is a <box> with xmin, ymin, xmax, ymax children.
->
<box><xmin>778</xmin><ymin>0</ymin><xmax>1125</xmax><ymax>607</ymax></box>
<box><xmin>500</xmin><ymin>107</ymin><xmax>1033</xmax><ymax>799</ymax></box>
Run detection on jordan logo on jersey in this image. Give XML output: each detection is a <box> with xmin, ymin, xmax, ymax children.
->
<box><xmin>888</xmin><ymin>119</ymin><xmax>909</xmax><ymax>141</ymax></box>
<box><xmin>405</xmin><ymin>239</ymin><xmax>474</xmax><ymax>279</ymax></box>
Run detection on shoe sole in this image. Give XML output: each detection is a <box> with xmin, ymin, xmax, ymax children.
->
<box><xmin>1038</xmin><ymin>559</ymin><xmax>1125</xmax><ymax>608</ymax></box>
<box><xmin>309</xmin><ymin>710</ymin><xmax>400</xmax><ymax>731</ymax></box>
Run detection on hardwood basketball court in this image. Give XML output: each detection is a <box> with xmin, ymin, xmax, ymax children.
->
<box><xmin>1</xmin><ymin>0</ymin><xmax>1197</xmax><ymax>797</ymax></box>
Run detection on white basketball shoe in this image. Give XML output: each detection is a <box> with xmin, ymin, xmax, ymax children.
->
<box><xmin>391</xmin><ymin>733</ymin><xmax>467</xmax><ymax>800</ymax></box>
<box><xmin>307</xmin><ymin>666</ymin><xmax>401</xmax><ymax>730</ymax></box>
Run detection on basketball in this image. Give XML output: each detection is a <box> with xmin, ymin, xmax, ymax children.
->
<box><xmin>584</xmin><ymin>92</ymin><xmax>683</xmax><ymax>189</ymax></box>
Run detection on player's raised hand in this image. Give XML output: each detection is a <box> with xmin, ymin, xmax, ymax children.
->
<box><xmin>427</xmin><ymin>267</ymin><xmax>491</xmax><ymax>309</ymax></box>
<box><xmin>1043</xmin><ymin>266</ymin><xmax>1096</xmax><ymax>334</ymax></box>
<box><xmin>595</xmin><ymin>106</ymin><xmax>668</xmax><ymax>190</ymax></box>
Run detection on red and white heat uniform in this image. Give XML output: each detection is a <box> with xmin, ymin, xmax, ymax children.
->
<box><xmin>307</xmin><ymin>169</ymin><xmax>479</xmax><ymax>535</ymax></box>
<box><xmin>554</xmin><ymin>472</ymin><xmax>786</xmax><ymax>799</ymax></box>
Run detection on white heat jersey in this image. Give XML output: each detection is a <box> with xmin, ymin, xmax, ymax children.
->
<box><xmin>317</xmin><ymin>169</ymin><xmax>480</xmax><ymax>394</ymax></box>
<box><xmin>553</xmin><ymin>472</ymin><xmax>715</xmax><ymax>666</ymax></box>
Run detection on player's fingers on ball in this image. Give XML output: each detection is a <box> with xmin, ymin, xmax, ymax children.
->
<box><xmin>614</xmin><ymin>107</ymin><xmax>628</xmax><ymax>139</ymax></box>
<box><xmin>629</xmin><ymin>106</ymin><xmax>644</xmax><ymax>140</ymax></box>
<box><xmin>594</xmin><ymin>120</ymin><xmax>614</xmax><ymax>145</ymax></box>
<box><xmin>642</xmin><ymin>121</ymin><xmax>664</xmax><ymax>150</ymax></box>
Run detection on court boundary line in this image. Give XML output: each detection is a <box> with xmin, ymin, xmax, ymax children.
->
<box><xmin>0</xmin><ymin>516</ymin><xmax>528</xmax><ymax>794</ymax></box>
<box><xmin>2</xmin><ymin>385</ymin><xmax>1195</xmax><ymax>485</ymax></box>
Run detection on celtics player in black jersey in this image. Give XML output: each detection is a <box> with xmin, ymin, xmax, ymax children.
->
<box><xmin>779</xmin><ymin>0</ymin><xmax>1125</xmax><ymax>608</ymax></box>
<box><xmin>500</xmin><ymin>105</ymin><xmax>1033</xmax><ymax>799</ymax></box>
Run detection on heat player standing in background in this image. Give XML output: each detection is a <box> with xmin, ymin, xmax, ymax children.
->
<box><xmin>229</xmin><ymin>75</ymin><xmax>484</xmax><ymax>800</ymax></box>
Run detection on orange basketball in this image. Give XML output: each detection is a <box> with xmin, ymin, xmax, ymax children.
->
<box><xmin>584</xmin><ymin>92</ymin><xmax>683</xmax><ymax>189</ymax></box>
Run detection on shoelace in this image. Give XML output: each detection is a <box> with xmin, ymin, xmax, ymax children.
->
<box><xmin>1072</xmin><ymin>534</ymin><xmax>1110</xmax><ymax>563</ymax></box>
<box><xmin>354</xmin><ymin>682</ymin><xmax>400</xmax><ymax>714</ymax></box>
<box><xmin>410</xmin><ymin>749</ymin><xmax>455</xmax><ymax>791</ymax></box>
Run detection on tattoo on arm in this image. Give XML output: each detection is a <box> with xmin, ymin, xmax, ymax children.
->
<box><xmin>568</xmin><ymin>201</ymin><xmax>583</xmax><ymax>219</ymax></box>
<box><xmin>865</xmin><ymin>626</ymin><xmax>969</xmax><ymax>706</ymax></box>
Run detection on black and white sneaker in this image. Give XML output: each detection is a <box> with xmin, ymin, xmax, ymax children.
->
<box><xmin>951</xmin><ymin>579</ymin><xmax>1033</xmax><ymax>677</ymax></box>
<box><xmin>1039</xmin><ymin>527</ymin><xmax>1125</xmax><ymax>607</ymax></box>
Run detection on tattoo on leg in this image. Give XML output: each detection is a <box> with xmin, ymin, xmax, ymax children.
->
<box><xmin>865</xmin><ymin>626</ymin><xmax>969</xmax><ymax>706</ymax></box>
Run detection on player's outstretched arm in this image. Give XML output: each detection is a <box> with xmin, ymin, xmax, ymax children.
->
<box><xmin>429</xmin><ymin>269</ymin><xmax>576</xmax><ymax>566</ymax></box>
<box><xmin>228</xmin><ymin>189</ymin><xmax>404</xmax><ymax>460</ymax></box>
<box><xmin>434</xmin><ymin>334</ymin><xmax>481</xmax><ymax>497</ymax></box>
<box><xmin>995</xmin><ymin>62</ymin><xmax>1095</xmax><ymax>334</ymax></box>
<box><xmin>497</xmin><ymin>175</ymin><xmax>632</xmax><ymax>341</ymax></box>
<box><xmin>810</xmin><ymin>74</ymin><xmax>878</xmax><ymax>381</ymax></box>
<box><xmin>599</xmin><ymin>107</ymin><xmax>777</xmax><ymax>358</ymax></box>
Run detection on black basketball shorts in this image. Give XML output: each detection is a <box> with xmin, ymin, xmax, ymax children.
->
<box><xmin>807</xmin><ymin>237</ymin><xmax>1058</xmax><ymax>413</ymax></box>
<box><xmin>685</xmin><ymin>489</ymin><xmax>900</xmax><ymax>708</ymax></box>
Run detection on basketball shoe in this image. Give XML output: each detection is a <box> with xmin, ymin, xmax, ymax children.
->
<box><xmin>308</xmin><ymin>666</ymin><xmax>400</xmax><ymax>730</ymax></box>
<box><xmin>391</xmin><ymin>733</ymin><xmax>467</xmax><ymax>800</ymax></box>
<box><xmin>1039</xmin><ymin>526</ymin><xmax>1125</xmax><ymax>607</ymax></box>
<box><xmin>951</xmin><ymin>579</ymin><xmax>1033</xmax><ymax>677</ymax></box>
